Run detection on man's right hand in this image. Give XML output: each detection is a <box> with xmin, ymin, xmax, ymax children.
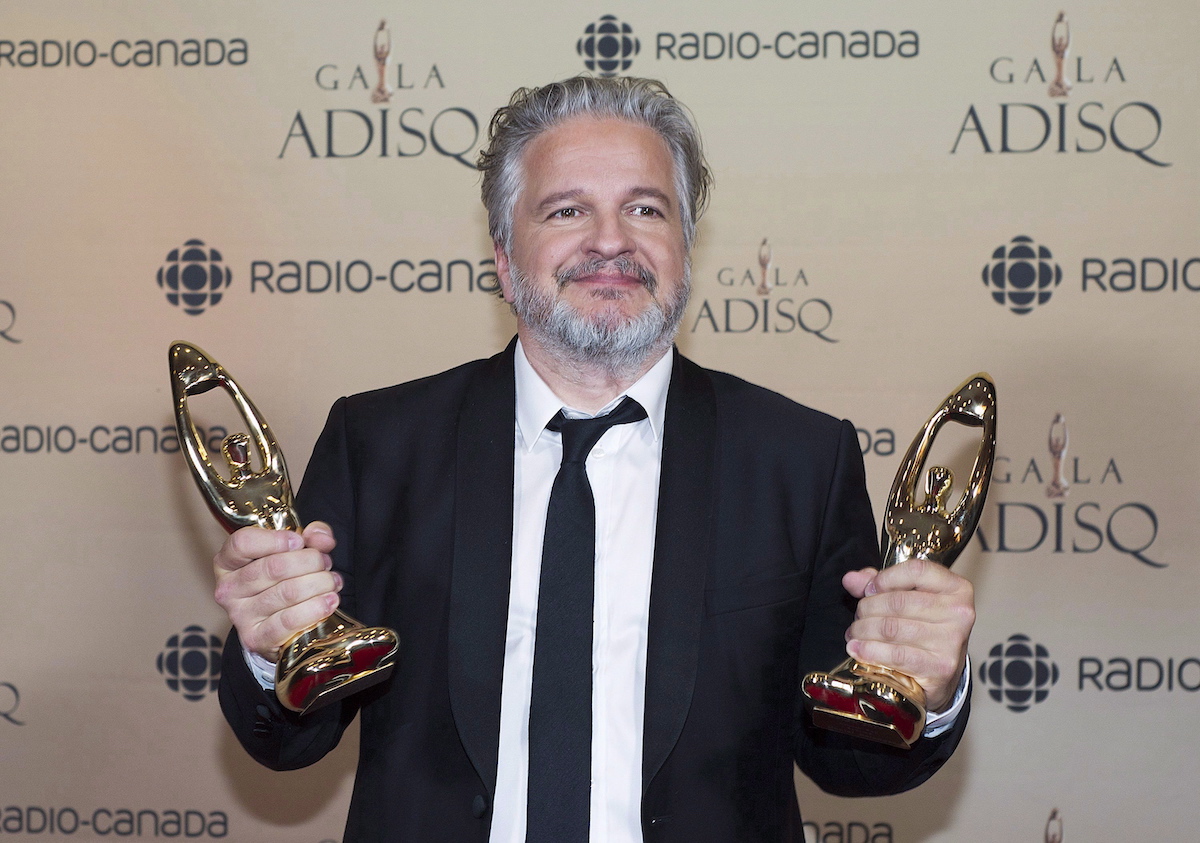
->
<box><xmin>213</xmin><ymin>521</ymin><xmax>342</xmax><ymax>663</ymax></box>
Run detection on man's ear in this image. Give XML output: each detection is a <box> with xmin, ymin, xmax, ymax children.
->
<box><xmin>494</xmin><ymin>242</ymin><xmax>515</xmax><ymax>303</ymax></box>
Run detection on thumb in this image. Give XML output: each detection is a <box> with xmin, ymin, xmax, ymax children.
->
<box><xmin>842</xmin><ymin>567</ymin><xmax>879</xmax><ymax>600</ymax></box>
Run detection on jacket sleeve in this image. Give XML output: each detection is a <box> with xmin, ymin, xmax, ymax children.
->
<box><xmin>217</xmin><ymin>397</ymin><xmax>362</xmax><ymax>770</ymax></box>
<box><xmin>793</xmin><ymin>419</ymin><xmax>969</xmax><ymax>796</ymax></box>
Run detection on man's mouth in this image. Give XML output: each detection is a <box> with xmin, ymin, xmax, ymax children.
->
<box><xmin>557</xmin><ymin>257</ymin><xmax>657</xmax><ymax>294</ymax></box>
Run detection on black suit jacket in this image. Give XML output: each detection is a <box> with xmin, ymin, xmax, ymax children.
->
<box><xmin>219</xmin><ymin>342</ymin><xmax>967</xmax><ymax>842</ymax></box>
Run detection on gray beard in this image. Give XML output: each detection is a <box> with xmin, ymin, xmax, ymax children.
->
<box><xmin>508</xmin><ymin>255</ymin><xmax>690</xmax><ymax>380</ymax></box>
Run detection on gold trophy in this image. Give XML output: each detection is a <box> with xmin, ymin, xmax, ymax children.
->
<box><xmin>371</xmin><ymin>19</ymin><xmax>394</xmax><ymax>104</ymax></box>
<box><xmin>169</xmin><ymin>342</ymin><xmax>399</xmax><ymax>714</ymax></box>
<box><xmin>1046</xmin><ymin>413</ymin><xmax>1069</xmax><ymax>498</ymax></box>
<box><xmin>802</xmin><ymin>374</ymin><xmax>997</xmax><ymax>748</ymax></box>
<box><xmin>1048</xmin><ymin>12</ymin><xmax>1072</xmax><ymax>98</ymax></box>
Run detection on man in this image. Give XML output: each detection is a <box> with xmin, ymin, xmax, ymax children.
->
<box><xmin>215</xmin><ymin>76</ymin><xmax>974</xmax><ymax>842</ymax></box>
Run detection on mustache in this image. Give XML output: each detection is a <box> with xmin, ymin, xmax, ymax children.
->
<box><xmin>556</xmin><ymin>256</ymin><xmax>657</xmax><ymax>293</ymax></box>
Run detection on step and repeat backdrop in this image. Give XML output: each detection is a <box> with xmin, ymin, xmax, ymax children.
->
<box><xmin>2</xmin><ymin>1</ymin><xmax>1197</xmax><ymax>840</ymax></box>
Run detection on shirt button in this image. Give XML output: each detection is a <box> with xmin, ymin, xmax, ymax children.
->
<box><xmin>593</xmin><ymin>447</ymin><xmax>606</xmax><ymax>458</ymax></box>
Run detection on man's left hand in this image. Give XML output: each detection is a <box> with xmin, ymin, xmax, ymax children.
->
<box><xmin>842</xmin><ymin>559</ymin><xmax>975</xmax><ymax>714</ymax></box>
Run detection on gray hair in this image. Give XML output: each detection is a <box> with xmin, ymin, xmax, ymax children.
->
<box><xmin>478</xmin><ymin>75</ymin><xmax>713</xmax><ymax>254</ymax></box>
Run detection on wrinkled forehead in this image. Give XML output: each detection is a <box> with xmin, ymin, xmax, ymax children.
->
<box><xmin>516</xmin><ymin>116</ymin><xmax>678</xmax><ymax>205</ymax></box>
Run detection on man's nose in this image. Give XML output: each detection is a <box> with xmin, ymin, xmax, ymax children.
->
<box><xmin>582</xmin><ymin>210</ymin><xmax>636</xmax><ymax>260</ymax></box>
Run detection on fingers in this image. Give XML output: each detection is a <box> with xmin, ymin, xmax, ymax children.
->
<box><xmin>853</xmin><ymin>582</ymin><xmax>975</xmax><ymax>628</ymax></box>
<box><xmin>870</xmin><ymin>556</ymin><xmax>968</xmax><ymax>595</ymax></box>
<box><xmin>843</xmin><ymin>558</ymin><xmax>963</xmax><ymax>600</ymax></box>
<box><xmin>241</xmin><ymin>588</ymin><xmax>342</xmax><ymax>661</ymax></box>
<box><xmin>214</xmin><ymin>526</ymin><xmax>303</xmax><ymax>573</ymax></box>
<box><xmin>845</xmin><ymin>635</ymin><xmax>964</xmax><ymax>711</ymax></box>
<box><xmin>215</xmin><ymin>522</ymin><xmax>336</xmax><ymax>573</ymax></box>
<box><xmin>302</xmin><ymin>521</ymin><xmax>337</xmax><ymax>554</ymax></box>
<box><xmin>241</xmin><ymin>564</ymin><xmax>343</xmax><ymax>619</ymax></box>
<box><xmin>842</xmin><ymin>558</ymin><xmax>975</xmax><ymax>712</ymax></box>
<box><xmin>212</xmin><ymin>523</ymin><xmax>343</xmax><ymax>661</ymax></box>
<box><xmin>215</xmin><ymin>538</ymin><xmax>332</xmax><ymax>603</ymax></box>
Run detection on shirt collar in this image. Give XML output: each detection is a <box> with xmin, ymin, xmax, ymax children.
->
<box><xmin>514</xmin><ymin>339</ymin><xmax>673</xmax><ymax>452</ymax></box>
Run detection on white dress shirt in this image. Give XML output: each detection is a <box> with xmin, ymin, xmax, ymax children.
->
<box><xmin>246</xmin><ymin>340</ymin><xmax>968</xmax><ymax>841</ymax></box>
<box><xmin>489</xmin><ymin>341</ymin><xmax>673</xmax><ymax>843</ymax></box>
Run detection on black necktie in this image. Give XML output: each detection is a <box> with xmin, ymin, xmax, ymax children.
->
<box><xmin>526</xmin><ymin>396</ymin><xmax>648</xmax><ymax>843</ymax></box>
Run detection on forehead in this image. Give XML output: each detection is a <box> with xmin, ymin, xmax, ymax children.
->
<box><xmin>518</xmin><ymin>116</ymin><xmax>676</xmax><ymax>201</ymax></box>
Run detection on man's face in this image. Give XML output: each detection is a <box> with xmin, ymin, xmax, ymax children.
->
<box><xmin>496</xmin><ymin>116</ymin><xmax>690</xmax><ymax>373</ymax></box>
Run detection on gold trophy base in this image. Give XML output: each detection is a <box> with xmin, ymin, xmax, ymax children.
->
<box><xmin>802</xmin><ymin>658</ymin><xmax>927</xmax><ymax>749</ymax></box>
<box><xmin>275</xmin><ymin>609</ymin><xmax>399</xmax><ymax>715</ymax></box>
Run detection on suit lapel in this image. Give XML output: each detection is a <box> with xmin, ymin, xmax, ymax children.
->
<box><xmin>642</xmin><ymin>351</ymin><xmax>718</xmax><ymax>791</ymax></box>
<box><xmin>448</xmin><ymin>340</ymin><xmax>517</xmax><ymax>797</ymax></box>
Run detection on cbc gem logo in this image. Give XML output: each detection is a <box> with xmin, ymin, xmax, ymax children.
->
<box><xmin>577</xmin><ymin>15</ymin><xmax>640</xmax><ymax>77</ymax></box>
<box><xmin>157</xmin><ymin>625</ymin><xmax>222</xmax><ymax>701</ymax></box>
<box><xmin>157</xmin><ymin>239</ymin><xmax>232</xmax><ymax>316</ymax></box>
<box><xmin>978</xmin><ymin>633</ymin><xmax>1060</xmax><ymax>711</ymax></box>
<box><xmin>981</xmin><ymin>235</ymin><xmax>1063</xmax><ymax>315</ymax></box>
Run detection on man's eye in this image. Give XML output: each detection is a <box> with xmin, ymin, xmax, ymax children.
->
<box><xmin>552</xmin><ymin>208</ymin><xmax>578</xmax><ymax>219</ymax></box>
<box><xmin>631</xmin><ymin>206</ymin><xmax>662</xmax><ymax>217</ymax></box>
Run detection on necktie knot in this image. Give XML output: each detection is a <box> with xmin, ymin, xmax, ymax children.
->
<box><xmin>547</xmin><ymin>396</ymin><xmax>648</xmax><ymax>464</ymax></box>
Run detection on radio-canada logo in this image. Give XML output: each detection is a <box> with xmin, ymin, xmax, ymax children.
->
<box><xmin>157</xmin><ymin>239</ymin><xmax>232</xmax><ymax>316</ymax></box>
<box><xmin>978</xmin><ymin>634</ymin><xmax>1060</xmax><ymax>711</ymax></box>
<box><xmin>577</xmin><ymin>15</ymin><xmax>640</xmax><ymax>77</ymax></box>
<box><xmin>157</xmin><ymin>625</ymin><xmax>222</xmax><ymax>701</ymax></box>
<box><xmin>982</xmin><ymin>236</ymin><xmax>1063</xmax><ymax>315</ymax></box>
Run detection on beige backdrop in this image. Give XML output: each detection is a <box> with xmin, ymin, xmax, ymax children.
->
<box><xmin>3</xmin><ymin>1</ymin><xmax>1197</xmax><ymax>840</ymax></box>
